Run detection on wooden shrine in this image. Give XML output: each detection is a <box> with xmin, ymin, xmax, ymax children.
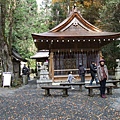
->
<box><xmin>32</xmin><ymin>8</ymin><xmax>120</xmax><ymax>81</ymax></box>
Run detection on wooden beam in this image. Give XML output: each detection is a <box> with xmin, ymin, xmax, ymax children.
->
<box><xmin>49</xmin><ymin>52</ymin><xmax>54</xmax><ymax>81</ymax></box>
<box><xmin>99</xmin><ymin>50</ymin><xmax>104</xmax><ymax>60</ymax></box>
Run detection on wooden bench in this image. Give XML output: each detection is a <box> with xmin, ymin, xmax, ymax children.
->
<box><xmin>106</xmin><ymin>80</ymin><xmax>120</xmax><ymax>88</ymax></box>
<box><xmin>85</xmin><ymin>84</ymin><xmax>115</xmax><ymax>97</ymax></box>
<box><xmin>60</xmin><ymin>82</ymin><xmax>85</xmax><ymax>92</ymax></box>
<box><xmin>41</xmin><ymin>86</ymin><xmax>71</xmax><ymax>97</ymax></box>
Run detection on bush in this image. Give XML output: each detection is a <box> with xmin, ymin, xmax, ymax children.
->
<box><xmin>12</xmin><ymin>78</ymin><xmax>23</xmax><ymax>87</ymax></box>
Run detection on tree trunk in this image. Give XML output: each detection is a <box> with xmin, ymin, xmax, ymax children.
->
<box><xmin>0</xmin><ymin>0</ymin><xmax>14</xmax><ymax>81</ymax></box>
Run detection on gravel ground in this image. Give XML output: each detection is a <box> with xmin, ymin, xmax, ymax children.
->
<box><xmin>0</xmin><ymin>80</ymin><xmax>120</xmax><ymax>120</ymax></box>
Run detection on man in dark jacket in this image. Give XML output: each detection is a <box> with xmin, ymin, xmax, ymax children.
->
<box><xmin>89</xmin><ymin>61</ymin><xmax>98</xmax><ymax>85</ymax></box>
<box><xmin>78</xmin><ymin>63</ymin><xmax>86</xmax><ymax>82</ymax></box>
<box><xmin>22</xmin><ymin>64</ymin><xmax>28</xmax><ymax>85</ymax></box>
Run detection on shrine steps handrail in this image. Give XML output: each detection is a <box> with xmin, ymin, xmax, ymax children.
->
<box><xmin>54</xmin><ymin>74</ymin><xmax>91</xmax><ymax>78</ymax></box>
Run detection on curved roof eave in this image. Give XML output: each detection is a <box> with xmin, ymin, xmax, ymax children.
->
<box><xmin>32</xmin><ymin>32</ymin><xmax>120</xmax><ymax>39</ymax></box>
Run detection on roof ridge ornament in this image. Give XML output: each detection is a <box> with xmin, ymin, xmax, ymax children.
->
<box><xmin>73</xmin><ymin>3</ymin><xmax>77</xmax><ymax>12</ymax></box>
<box><xmin>73</xmin><ymin>18</ymin><xmax>78</xmax><ymax>26</ymax></box>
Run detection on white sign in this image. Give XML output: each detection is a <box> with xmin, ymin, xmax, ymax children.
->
<box><xmin>3</xmin><ymin>72</ymin><xmax>11</xmax><ymax>87</ymax></box>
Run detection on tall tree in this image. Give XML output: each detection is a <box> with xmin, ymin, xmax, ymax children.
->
<box><xmin>12</xmin><ymin>0</ymin><xmax>38</xmax><ymax>59</ymax></box>
<box><xmin>12</xmin><ymin>0</ymin><xmax>49</xmax><ymax>68</ymax></box>
<box><xmin>0</xmin><ymin>0</ymin><xmax>16</xmax><ymax>74</ymax></box>
<box><xmin>49</xmin><ymin>2</ymin><xmax>66</xmax><ymax>29</ymax></box>
<box><xmin>99</xmin><ymin>0</ymin><xmax>120</xmax><ymax>73</ymax></box>
<box><xmin>51</xmin><ymin>0</ymin><xmax>105</xmax><ymax>27</ymax></box>
<box><xmin>99</xmin><ymin>0</ymin><xmax>120</xmax><ymax>32</ymax></box>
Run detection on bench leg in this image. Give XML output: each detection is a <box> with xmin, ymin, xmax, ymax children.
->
<box><xmin>62</xmin><ymin>89</ymin><xmax>68</xmax><ymax>97</ymax></box>
<box><xmin>79</xmin><ymin>85</ymin><xmax>82</xmax><ymax>92</ymax></box>
<box><xmin>45</xmin><ymin>89</ymin><xmax>51</xmax><ymax>96</ymax></box>
<box><xmin>88</xmin><ymin>88</ymin><xmax>94</xmax><ymax>97</ymax></box>
<box><xmin>107</xmin><ymin>87</ymin><xmax>112</xmax><ymax>95</ymax></box>
<box><xmin>113</xmin><ymin>83</ymin><xmax>117</xmax><ymax>88</ymax></box>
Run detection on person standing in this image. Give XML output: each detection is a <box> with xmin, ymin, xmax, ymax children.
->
<box><xmin>78</xmin><ymin>63</ymin><xmax>86</xmax><ymax>82</ymax></box>
<box><xmin>89</xmin><ymin>61</ymin><xmax>99</xmax><ymax>85</ymax></box>
<box><xmin>97</xmin><ymin>59</ymin><xmax>108</xmax><ymax>98</ymax></box>
<box><xmin>67</xmin><ymin>71</ymin><xmax>75</xmax><ymax>89</ymax></box>
<box><xmin>22</xmin><ymin>64</ymin><xmax>28</xmax><ymax>85</ymax></box>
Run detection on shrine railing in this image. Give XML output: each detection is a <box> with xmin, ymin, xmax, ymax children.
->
<box><xmin>54</xmin><ymin>68</ymin><xmax>90</xmax><ymax>76</ymax></box>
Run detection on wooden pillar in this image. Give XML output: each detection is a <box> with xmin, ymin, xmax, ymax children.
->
<box><xmin>99</xmin><ymin>50</ymin><xmax>104</xmax><ymax>60</ymax></box>
<box><xmin>49</xmin><ymin>52</ymin><xmax>54</xmax><ymax>81</ymax></box>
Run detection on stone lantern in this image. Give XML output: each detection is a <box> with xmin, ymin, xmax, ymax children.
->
<box><xmin>37</xmin><ymin>61</ymin><xmax>52</xmax><ymax>88</ymax></box>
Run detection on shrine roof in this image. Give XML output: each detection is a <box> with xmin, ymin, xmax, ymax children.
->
<box><xmin>30</xmin><ymin>50</ymin><xmax>49</xmax><ymax>59</ymax></box>
<box><xmin>32</xmin><ymin>11</ymin><xmax>120</xmax><ymax>40</ymax></box>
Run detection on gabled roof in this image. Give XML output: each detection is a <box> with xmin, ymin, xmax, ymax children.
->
<box><xmin>32</xmin><ymin>11</ymin><xmax>120</xmax><ymax>39</ymax></box>
<box><xmin>50</xmin><ymin>11</ymin><xmax>101</xmax><ymax>32</ymax></box>
<box><xmin>32</xmin><ymin>10</ymin><xmax>120</xmax><ymax>50</ymax></box>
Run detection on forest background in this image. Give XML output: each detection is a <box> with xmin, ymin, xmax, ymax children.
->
<box><xmin>0</xmin><ymin>0</ymin><xmax>120</xmax><ymax>79</ymax></box>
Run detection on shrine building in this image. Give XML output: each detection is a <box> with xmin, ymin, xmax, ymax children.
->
<box><xmin>32</xmin><ymin>8</ymin><xmax>120</xmax><ymax>81</ymax></box>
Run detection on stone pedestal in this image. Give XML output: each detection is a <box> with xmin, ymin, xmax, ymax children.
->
<box><xmin>115</xmin><ymin>59</ymin><xmax>120</xmax><ymax>80</ymax></box>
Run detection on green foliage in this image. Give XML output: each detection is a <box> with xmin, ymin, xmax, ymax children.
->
<box><xmin>12</xmin><ymin>78</ymin><xmax>23</xmax><ymax>87</ymax></box>
<box><xmin>10</xmin><ymin>0</ymin><xmax>37</xmax><ymax>60</ymax></box>
<box><xmin>10</xmin><ymin>0</ymin><xmax>49</xmax><ymax>67</ymax></box>
<box><xmin>102</xmin><ymin>41</ymin><xmax>119</xmax><ymax>71</ymax></box>
<box><xmin>99</xmin><ymin>0</ymin><xmax>120</xmax><ymax>32</ymax></box>
<box><xmin>82</xmin><ymin>4</ymin><xmax>100</xmax><ymax>25</ymax></box>
<box><xmin>99</xmin><ymin>0</ymin><xmax>120</xmax><ymax>74</ymax></box>
<box><xmin>49</xmin><ymin>2</ymin><xmax>67</xmax><ymax>29</ymax></box>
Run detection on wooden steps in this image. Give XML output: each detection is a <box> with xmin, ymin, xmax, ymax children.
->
<box><xmin>53</xmin><ymin>74</ymin><xmax>91</xmax><ymax>82</ymax></box>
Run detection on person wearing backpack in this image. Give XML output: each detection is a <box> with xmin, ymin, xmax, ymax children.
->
<box><xmin>78</xmin><ymin>63</ymin><xmax>86</xmax><ymax>82</ymax></box>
